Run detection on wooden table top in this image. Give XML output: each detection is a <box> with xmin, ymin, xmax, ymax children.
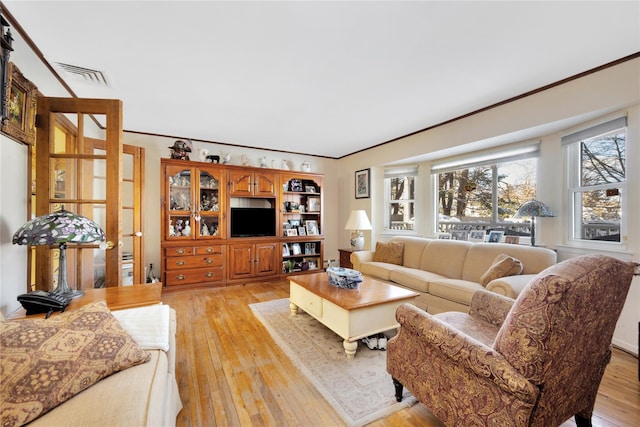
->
<box><xmin>7</xmin><ymin>283</ymin><xmax>163</xmax><ymax>319</ymax></box>
<box><xmin>289</xmin><ymin>272</ymin><xmax>418</xmax><ymax>310</ymax></box>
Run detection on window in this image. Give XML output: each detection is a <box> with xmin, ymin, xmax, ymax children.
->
<box><xmin>431</xmin><ymin>142</ymin><xmax>539</xmax><ymax>237</ymax></box>
<box><xmin>384</xmin><ymin>167</ymin><xmax>417</xmax><ymax>231</ymax></box>
<box><xmin>563</xmin><ymin>117</ymin><xmax>626</xmax><ymax>243</ymax></box>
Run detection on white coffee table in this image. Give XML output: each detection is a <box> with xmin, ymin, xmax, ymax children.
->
<box><xmin>289</xmin><ymin>272</ymin><xmax>418</xmax><ymax>359</ymax></box>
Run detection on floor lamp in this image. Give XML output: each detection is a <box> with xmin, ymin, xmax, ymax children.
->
<box><xmin>514</xmin><ymin>200</ymin><xmax>555</xmax><ymax>246</ymax></box>
<box><xmin>13</xmin><ymin>208</ymin><xmax>106</xmax><ymax>298</ymax></box>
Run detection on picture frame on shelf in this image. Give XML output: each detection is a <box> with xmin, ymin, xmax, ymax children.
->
<box><xmin>469</xmin><ymin>230</ymin><xmax>486</xmax><ymax>242</ymax></box>
<box><xmin>288</xmin><ymin>219</ymin><xmax>301</xmax><ymax>227</ymax></box>
<box><xmin>298</xmin><ymin>226</ymin><xmax>306</xmax><ymax>236</ymax></box>
<box><xmin>304</xmin><ymin>242</ymin><xmax>314</xmax><ymax>254</ymax></box>
<box><xmin>450</xmin><ymin>230</ymin><xmax>468</xmax><ymax>241</ymax></box>
<box><xmin>307</xmin><ymin>197</ymin><xmax>320</xmax><ymax>212</ymax></box>
<box><xmin>305</xmin><ymin>220</ymin><xmax>319</xmax><ymax>235</ymax></box>
<box><xmin>355</xmin><ymin>168</ymin><xmax>370</xmax><ymax>199</ymax></box>
<box><xmin>438</xmin><ymin>233</ymin><xmax>451</xmax><ymax>240</ymax></box>
<box><xmin>286</xmin><ymin>228</ymin><xmax>298</xmax><ymax>237</ymax></box>
<box><xmin>488</xmin><ymin>230</ymin><xmax>504</xmax><ymax>243</ymax></box>
<box><xmin>505</xmin><ymin>235</ymin><xmax>520</xmax><ymax>244</ymax></box>
<box><xmin>304</xmin><ymin>258</ymin><xmax>318</xmax><ymax>270</ymax></box>
<box><xmin>305</xmin><ymin>185</ymin><xmax>316</xmax><ymax>193</ymax></box>
<box><xmin>291</xmin><ymin>243</ymin><xmax>302</xmax><ymax>255</ymax></box>
<box><xmin>2</xmin><ymin>63</ymin><xmax>37</xmax><ymax>145</ymax></box>
<box><xmin>282</xmin><ymin>243</ymin><xmax>290</xmax><ymax>257</ymax></box>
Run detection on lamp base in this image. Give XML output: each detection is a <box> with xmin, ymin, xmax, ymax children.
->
<box><xmin>350</xmin><ymin>231</ymin><xmax>364</xmax><ymax>251</ymax></box>
<box><xmin>52</xmin><ymin>287</ymin><xmax>85</xmax><ymax>299</ymax></box>
<box><xmin>53</xmin><ymin>243</ymin><xmax>85</xmax><ymax>299</ymax></box>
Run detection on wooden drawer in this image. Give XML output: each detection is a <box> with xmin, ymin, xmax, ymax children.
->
<box><xmin>164</xmin><ymin>246</ymin><xmax>194</xmax><ymax>256</ymax></box>
<box><xmin>195</xmin><ymin>245</ymin><xmax>224</xmax><ymax>255</ymax></box>
<box><xmin>165</xmin><ymin>253</ymin><xmax>224</xmax><ymax>270</ymax></box>
<box><xmin>290</xmin><ymin>283</ymin><xmax>323</xmax><ymax>319</ymax></box>
<box><xmin>165</xmin><ymin>267</ymin><xmax>224</xmax><ymax>286</ymax></box>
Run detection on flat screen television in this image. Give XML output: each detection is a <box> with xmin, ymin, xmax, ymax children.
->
<box><xmin>230</xmin><ymin>207</ymin><xmax>276</xmax><ymax>237</ymax></box>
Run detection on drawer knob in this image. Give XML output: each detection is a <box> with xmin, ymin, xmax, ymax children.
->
<box><xmin>205</xmin><ymin>258</ymin><xmax>213</xmax><ymax>264</ymax></box>
<box><xmin>205</xmin><ymin>247</ymin><xmax>213</xmax><ymax>253</ymax></box>
<box><xmin>176</xmin><ymin>248</ymin><xmax>185</xmax><ymax>255</ymax></box>
<box><xmin>176</xmin><ymin>260</ymin><xmax>185</xmax><ymax>266</ymax></box>
<box><xmin>176</xmin><ymin>274</ymin><xmax>186</xmax><ymax>280</ymax></box>
<box><xmin>205</xmin><ymin>272</ymin><xmax>214</xmax><ymax>278</ymax></box>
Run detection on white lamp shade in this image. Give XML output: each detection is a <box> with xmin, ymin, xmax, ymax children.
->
<box><xmin>344</xmin><ymin>210</ymin><xmax>372</xmax><ymax>231</ymax></box>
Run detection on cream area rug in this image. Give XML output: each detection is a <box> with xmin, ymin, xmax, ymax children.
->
<box><xmin>249</xmin><ymin>298</ymin><xmax>417</xmax><ymax>427</ymax></box>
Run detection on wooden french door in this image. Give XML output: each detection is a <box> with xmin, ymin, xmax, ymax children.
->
<box><xmin>35</xmin><ymin>97</ymin><xmax>123</xmax><ymax>290</ymax></box>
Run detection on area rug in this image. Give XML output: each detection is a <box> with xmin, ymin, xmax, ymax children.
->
<box><xmin>249</xmin><ymin>298</ymin><xmax>417</xmax><ymax>427</ymax></box>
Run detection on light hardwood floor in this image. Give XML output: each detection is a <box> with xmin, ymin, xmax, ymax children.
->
<box><xmin>161</xmin><ymin>280</ymin><xmax>640</xmax><ymax>427</ymax></box>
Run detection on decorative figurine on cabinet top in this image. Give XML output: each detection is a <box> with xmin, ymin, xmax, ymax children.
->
<box><xmin>169</xmin><ymin>140</ymin><xmax>191</xmax><ymax>160</ymax></box>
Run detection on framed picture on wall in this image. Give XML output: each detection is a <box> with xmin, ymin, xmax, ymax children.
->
<box><xmin>1</xmin><ymin>63</ymin><xmax>37</xmax><ymax>145</ymax></box>
<box><xmin>355</xmin><ymin>168</ymin><xmax>370</xmax><ymax>199</ymax></box>
<box><xmin>469</xmin><ymin>230</ymin><xmax>486</xmax><ymax>242</ymax></box>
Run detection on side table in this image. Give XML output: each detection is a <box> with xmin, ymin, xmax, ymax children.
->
<box><xmin>338</xmin><ymin>248</ymin><xmax>354</xmax><ymax>269</ymax></box>
<box><xmin>7</xmin><ymin>283</ymin><xmax>162</xmax><ymax>319</ymax></box>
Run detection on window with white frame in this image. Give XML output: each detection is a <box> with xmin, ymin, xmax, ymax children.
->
<box><xmin>562</xmin><ymin>117</ymin><xmax>626</xmax><ymax>243</ymax></box>
<box><xmin>432</xmin><ymin>142</ymin><xmax>539</xmax><ymax>239</ymax></box>
<box><xmin>384</xmin><ymin>167</ymin><xmax>417</xmax><ymax>231</ymax></box>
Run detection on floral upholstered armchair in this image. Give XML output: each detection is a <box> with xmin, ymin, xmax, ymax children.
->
<box><xmin>387</xmin><ymin>254</ymin><xmax>636</xmax><ymax>427</ymax></box>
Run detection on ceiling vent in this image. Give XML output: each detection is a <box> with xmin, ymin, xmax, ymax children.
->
<box><xmin>53</xmin><ymin>62</ymin><xmax>111</xmax><ymax>87</ymax></box>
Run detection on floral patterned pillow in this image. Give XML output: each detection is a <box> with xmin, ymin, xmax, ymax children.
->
<box><xmin>480</xmin><ymin>253</ymin><xmax>523</xmax><ymax>286</ymax></box>
<box><xmin>373</xmin><ymin>241</ymin><xmax>404</xmax><ymax>265</ymax></box>
<box><xmin>0</xmin><ymin>301</ymin><xmax>150</xmax><ymax>427</ymax></box>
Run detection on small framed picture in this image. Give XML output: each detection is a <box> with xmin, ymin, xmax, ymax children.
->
<box><xmin>355</xmin><ymin>168</ymin><xmax>370</xmax><ymax>199</ymax></box>
<box><xmin>488</xmin><ymin>231</ymin><xmax>504</xmax><ymax>243</ymax></box>
<box><xmin>305</xmin><ymin>220</ymin><xmax>319</xmax><ymax>235</ymax></box>
<box><xmin>450</xmin><ymin>230</ymin><xmax>468</xmax><ymax>241</ymax></box>
<box><xmin>298</xmin><ymin>226</ymin><xmax>306</xmax><ymax>236</ymax></box>
<box><xmin>438</xmin><ymin>233</ymin><xmax>451</xmax><ymax>240</ymax></box>
<box><xmin>505</xmin><ymin>236</ymin><xmax>520</xmax><ymax>245</ymax></box>
<box><xmin>288</xmin><ymin>219</ymin><xmax>301</xmax><ymax>227</ymax></box>
<box><xmin>291</xmin><ymin>243</ymin><xmax>302</xmax><ymax>255</ymax></box>
<box><xmin>305</xmin><ymin>185</ymin><xmax>316</xmax><ymax>193</ymax></box>
<box><xmin>469</xmin><ymin>230</ymin><xmax>486</xmax><ymax>242</ymax></box>
<box><xmin>305</xmin><ymin>242</ymin><xmax>314</xmax><ymax>254</ymax></box>
<box><xmin>286</xmin><ymin>228</ymin><xmax>298</xmax><ymax>237</ymax></box>
<box><xmin>282</xmin><ymin>243</ymin><xmax>290</xmax><ymax>257</ymax></box>
<box><xmin>307</xmin><ymin>197</ymin><xmax>320</xmax><ymax>212</ymax></box>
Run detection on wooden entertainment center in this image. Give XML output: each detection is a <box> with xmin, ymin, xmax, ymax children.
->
<box><xmin>160</xmin><ymin>158</ymin><xmax>324</xmax><ymax>290</ymax></box>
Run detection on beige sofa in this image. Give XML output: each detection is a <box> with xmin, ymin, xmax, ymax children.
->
<box><xmin>351</xmin><ymin>236</ymin><xmax>557</xmax><ymax>314</ymax></box>
<box><xmin>1</xmin><ymin>304</ymin><xmax>182</xmax><ymax>427</ymax></box>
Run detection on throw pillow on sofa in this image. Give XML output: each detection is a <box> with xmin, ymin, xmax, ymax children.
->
<box><xmin>373</xmin><ymin>241</ymin><xmax>404</xmax><ymax>265</ymax></box>
<box><xmin>480</xmin><ymin>253</ymin><xmax>523</xmax><ymax>286</ymax></box>
<box><xmin>0</xmin><ymin>301</ymin><xmax>151</xmax><ymax>427</ymax></box>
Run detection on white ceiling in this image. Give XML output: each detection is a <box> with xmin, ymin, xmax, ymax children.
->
<box><xmin>4</xmin><ymin>1</ymin><xmax>640</xmax><ymax>158</ymax></box>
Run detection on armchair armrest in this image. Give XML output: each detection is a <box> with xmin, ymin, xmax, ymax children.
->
<box><xmin>395</xmin><ymin>303</ymin><xmax>539</xmax><ymax>404</ymax></box>
<box><xmin>468</xmin><ymin>289</ymin><xmax>515</xmax><ymax>327</ymax></box>
<box><xmin>350</xmin><ymin>250</ymin><xmax>374</xmax><ymax>270</ymax></box>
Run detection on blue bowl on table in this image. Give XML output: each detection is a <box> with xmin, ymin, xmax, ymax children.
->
<box><xmin>326</xmin><ymin>267</ymin><xmax>363</xmax><ymax>289</ymax></box>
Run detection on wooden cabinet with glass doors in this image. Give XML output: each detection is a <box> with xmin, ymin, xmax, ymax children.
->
<box><xmin>160</xmin><ymin>159</ymin><xmax>226</xmax><ymax>288</ymax></box>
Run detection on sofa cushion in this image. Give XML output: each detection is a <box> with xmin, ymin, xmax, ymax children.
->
<box><xmin>0</xmin><ymin>301</ymin><xmax>151</xmax><ymax>427</ymax></box>
<box><xmin>419</xmin><ymin>240</ymin><xmax>472</xmax><ymax>279</ymax></box>
<box><xmin>427</xmin><ymin>278</ymin><xmax>485</xmax><ymax>306</ymax></box>
<box><xmin>373</xmin><ymin>241</ymin><xmax>404</xmax><ymax>265</ymax></box>
<box><xmin>389</xmin><ymin>267</ymin><xmax>448</xmax><ymax>293</ymax></box>
<box><xmin>461</xmin><ymin>243</ymin><xmax>557</xmax><ymax>282</ymax></box>
<box><xmin>479</xmin><ymin>254</ymin><xmax>523</xmax><ymax>286</ymax></box>
<box><xmin>358</xmin><ymin>262</ymin><xmax>399</xmax><ymax>281</ymax></box>
<box><xmin>390</xmin><ymin>236</ymin><xmax>431</xmax><ymax>269</ymax></box>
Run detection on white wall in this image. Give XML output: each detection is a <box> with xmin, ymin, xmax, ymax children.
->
<box><xmin>0</xmin><ymin>136</ymin><xmax>29</xmax><ymax>317</ymax></box>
